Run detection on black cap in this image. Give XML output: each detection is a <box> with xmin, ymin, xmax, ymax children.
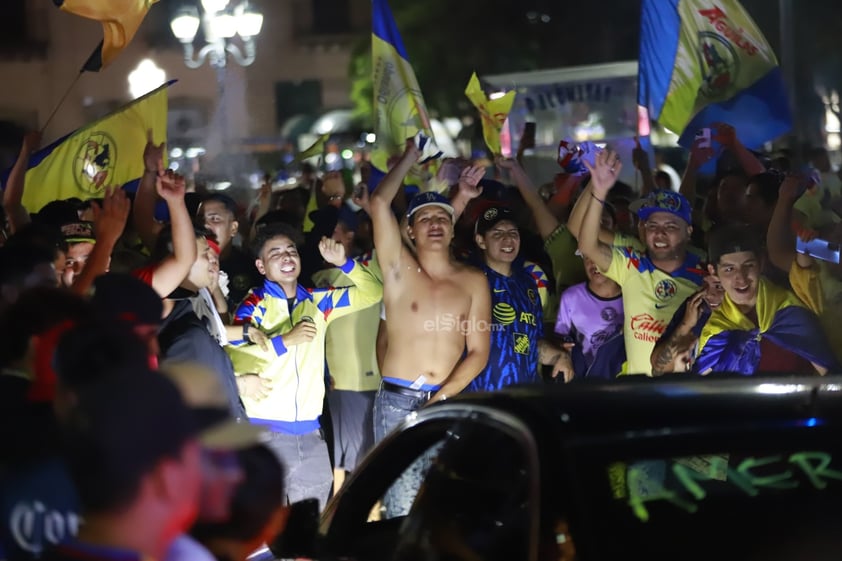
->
<box><xmin>707</xmin><ymin>223</ymin><xmax>763</xmax><ymax>265</ymax></box>
<box><xmin>202</xmin><ymin>193</ymin><xmax>238</xmax><ymax>216</ymax></box>
<box><xmin>474</xmin><ymin>206</ymin><xmax>517</xmax><ymax>237</ymax></box>
<box><xmin>60</xmin><ymin>221</ymin><xmax>96</xmax><ymax>244</ymax></box>
<box><xmin>34</xmin><ymin>200</ymin><xmax>81</xmax><ymax>228</ymax></box>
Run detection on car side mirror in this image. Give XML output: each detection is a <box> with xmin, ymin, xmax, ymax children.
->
<box><xmin>269</xmin><ymin>498</ymin><xmax>320</xmax><ymax>559</ymax></box>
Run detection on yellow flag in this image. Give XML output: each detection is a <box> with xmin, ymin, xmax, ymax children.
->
<box><xmin>464</xmin><ymin>72</ymin><xmax>516</xmax><ymax>156</ymax></box>
<box><xmin>56</xmin><ymin>0</ymin><xmax>159</xmax><ymax>70</ymax></box>
<box><xmin>295</xmin><ymin>133</ymin><xmax>330</xmax><ymax>163</ymax></box>
<box><xmin>21</xmin><ymin>82</ymin><xmax>169</xmax><ymax>213</ymax></box>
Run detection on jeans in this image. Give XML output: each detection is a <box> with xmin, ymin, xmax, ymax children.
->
<box><xmin>373</xmin><ymin>387</ymin><xmax>435</xmax><ymax>518</ymax></box>
<box><xmin>263</xmin><ymin>429</ymin><xmax>333</xmax><ymax>512</ymax></box>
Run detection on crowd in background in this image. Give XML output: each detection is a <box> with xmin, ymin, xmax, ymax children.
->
<box><xmin>1</xmin><ymin>119</ymin><xmax>842</xmax><ymax>560</ymax></box>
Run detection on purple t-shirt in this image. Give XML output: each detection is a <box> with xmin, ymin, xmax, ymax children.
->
<box><xmin>554</xmin><ymin>282</ymin><xmax>623</xmax><ymax>366</ymax></box>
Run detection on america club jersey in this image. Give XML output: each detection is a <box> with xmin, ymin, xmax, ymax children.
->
<box><xmin>604</xmin><ymin>245</ymin><xmax>705</xmax><ymax>376</ymax></box>
<box><xmin>468</xmin><ymin>261</ymin><xmax>549</xmax><ymax>392</ymax></box>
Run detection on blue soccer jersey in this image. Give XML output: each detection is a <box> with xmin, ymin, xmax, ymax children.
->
<box><xmin>468</xmin><ymin>261</ymin><xmax>548</xmax><ymax>392</ymax></box>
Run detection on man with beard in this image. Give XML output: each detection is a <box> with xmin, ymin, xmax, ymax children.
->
<box><xmin>577</xmin><ymin>150</ymin><xmax>705</xmax><ymax>376</ymax></box>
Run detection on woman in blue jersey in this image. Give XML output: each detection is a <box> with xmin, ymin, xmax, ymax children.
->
<box><xmin>467</xmin><ymin>205</ymin><xmax>574</xmax><ymax>391</ymax></box>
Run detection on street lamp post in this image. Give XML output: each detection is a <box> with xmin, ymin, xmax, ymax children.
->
<box><xmin>170</xmin><ymin>0</ymin><xmax>263</xmax><ymax>175</ymax></box>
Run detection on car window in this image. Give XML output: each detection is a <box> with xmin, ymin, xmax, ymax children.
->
<box><xmin>391</xmin><ymin>420</ymin><xmax>534</xmax><ymax>561</ymax></box>
<box><xmin>324</xmin><ymin>407</ymin><xmax>540</xmax><ymax>561</ymax></box>
<box><xmin>566</xmin><ymin>427</ymin><xmax>842</xmax><ymax>560</ymax></box>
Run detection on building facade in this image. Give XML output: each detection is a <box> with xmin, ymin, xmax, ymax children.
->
<box><xmin>0</xmin><ymin>0</ymin><xmax>368</xmax><ymax>170</ymax></box>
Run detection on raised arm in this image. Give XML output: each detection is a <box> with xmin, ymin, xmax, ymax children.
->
<box><xmin>248</xmin><ymin>178</ymin><xmax>273</xmax><ymax>246</ymax></box>
<box><xmin>767</xmin><ymin>175</ymin><xmax>807</xmax><ymax>271</ymax></box>
<box><xmin>316</xmin><ymin>236</ymin><xmax>384</xmax><ymax>322</ymax></box>
<box><xmin>429</xmin><ymin>273</ymin><xmax>491</xmax><ymax>402</ymax></box>
<box><xmin>69</xmin><ymin>187</ymin><xmax>130</xmax><ymax>295</ymax></box>
<box><xmin>448</xmin><ymin>165</ymin><xmax>484</xmax><ymax>223</ymax></box>
<box><xmin>714</xmin><ymin>122</ymin><xmax>765</xmax><ymax>177</ymax></box>
<box><xmin>370</xmin><ymin>139</ymin><xmax>420</xmax><ymax>272</ymax></box>
<box><xmin>566</xmin><ymin>180</ymin><xmax>616</xmax><ymax>245</ymax></box>
<box><xmin>578</xmin><ymin>151</ymin><xmax>621</xmax><ymax>272</ymax></box>
<box><xmin>678</xmin><ymin>134</ymin><xmax>716</xmax><ymax>206</ymax></box>
<box><xmin>632</xmin><ymin>138</ymin><xmax>656</xmax><ymax>196</ymax></box>
<box><xmin>497</xmin><ymin>156</ymin><xmax>559</xmax><ymax>239</ymax></box>
<box><xmin>133</xmin><ymin>130</ymin><xmax>165</xmax><ymax>251</ymax></box>
<box><xmin>3</xmin><ymin>131</ymin><xmax>41</xmax><ymax>234</ymax></box>
<box><xmin>146</xmin><ymin>171</ymin><xmax>197</xmax><ymax>298</ymax></box>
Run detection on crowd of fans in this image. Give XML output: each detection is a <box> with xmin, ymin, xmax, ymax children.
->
<box><xmin>1</xmin><ymin>120</ymin><xmax>840</xmax><ymax>560</ymax></box>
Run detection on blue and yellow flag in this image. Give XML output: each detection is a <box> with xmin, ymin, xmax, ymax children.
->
<box><xmin>695</xmin><ymin>278</ymin><xmax>838</xmax><ymax>374</ymax></box>
<box><xmin>371</xmin><ymin>0</ymin><xmax>435</xmax><ymax>173</ymax></box>
<box><xmin>55</xmin><ymin>0</ymin><xmax>159</xmax><ymax>71</ymax></box>
<box><xmin>638</xmin><ymin>0</ymin><xmax>791</xmax><ymax>148</ymax></box>
<box><xmin>19</xmin><ymin>81</ymin><xmax>171</xmax><ymax>213</ymax></box>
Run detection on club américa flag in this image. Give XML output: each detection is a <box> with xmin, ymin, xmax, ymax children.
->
<box><xmin>370</xmin><ymin>0</ymin><xmax>436</xmax><ymax>175</ymax></box>
<box><xmin>54</xmin><ymin>0</ymin><xmax>160</xmax><ymax>71</ymax></box>
<box><xmin>638</xmin><ymin>0</ymin><xmax>792</xmax><ymax>149</ymax></box>
<box><xmin>12</xmin><ymin>81</ymin><xmax>172</xmax><ymax>214</ymax></box>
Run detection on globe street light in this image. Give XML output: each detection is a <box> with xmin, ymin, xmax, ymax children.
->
<box><xmin>170</xmin><ymin>0</ymin><xmax>263</xmax><ymax>70</ymax></box>
<box><xmin>170</xmin><ymin>0</ymin><xmax>263</xmax><ymax>178</ymax></box>
<box><xmin>128</xmin><ymin>58</ymin><xmax>166</xmax><ymax>99</ymax></box>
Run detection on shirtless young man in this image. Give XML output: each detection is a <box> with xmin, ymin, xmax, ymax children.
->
<box><xmin>370</xmin><ymin>138</ymin><xmax>491</xmax><ymax>442</ymax></box>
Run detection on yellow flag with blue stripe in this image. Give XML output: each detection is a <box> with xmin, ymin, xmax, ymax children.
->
<box><xmin>371</xmin><ymin>0</ymin><xmax>435</xmax><ymax>173</ymax></box>
<box><xmin>19</xmin><ymin>81</ymin><xmax>170</xmax><ymax>213</ymax></box>
<box><xmin>638</xmin><ymin>0</ymin><xmax>791</xmax><ymax>148</ymax></box>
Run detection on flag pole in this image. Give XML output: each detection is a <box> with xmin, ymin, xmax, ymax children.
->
<box><xmin>40</xmin><ymin>70</ymin><xmax>84</xmax><ymax>135</ymax></box>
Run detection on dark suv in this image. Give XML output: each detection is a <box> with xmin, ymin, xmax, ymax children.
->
<box><xmin>273</xmin><ymin>374</ymin><xmax>842</xmax><ymax>561</ymax></box>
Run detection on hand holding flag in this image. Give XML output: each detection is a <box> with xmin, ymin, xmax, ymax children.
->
<box><xmin>638</xmin><ymin>0</ymin><xmax>791</xmax><ymax>148</ymax></box>
<box><xmin>413</xmin><ymin>131</ymin><xmax>443</xmax><ymax>165</ymax></box>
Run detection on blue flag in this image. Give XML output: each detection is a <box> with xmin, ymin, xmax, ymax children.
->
<box><xmin>638</xmin><ymin>0</ymin><xmax>792</xmax><ymax>149</ymax></box>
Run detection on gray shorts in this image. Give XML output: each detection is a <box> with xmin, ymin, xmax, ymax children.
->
<box><xmin>327</xmin><ymin>389</ymin><xmax>376</xmax><ymax>471</ymax></box>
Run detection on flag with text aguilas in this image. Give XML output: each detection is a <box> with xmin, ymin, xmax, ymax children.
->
<box><xmin>638</xmin><ymin>0</ymin><xmax>791</xmax><ymax>148</ymax></box>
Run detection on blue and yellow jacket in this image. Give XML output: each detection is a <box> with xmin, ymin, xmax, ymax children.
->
<box><xmin>225</xmin><ymin>258</ymin><xmax>383</xmax><ymax>434</ymax></box>
<box><xmin>312</xmin><ymin>250</ymin><xmax>384</xmax><ymax>392</ymax></box>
